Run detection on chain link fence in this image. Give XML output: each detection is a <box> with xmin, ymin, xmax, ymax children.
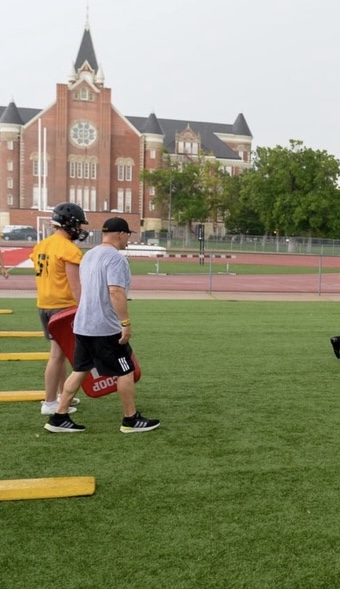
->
<box><xmin>87</xmin><ymin>229</ymin><xmax>340</xmax><ymax>256</ymax></box>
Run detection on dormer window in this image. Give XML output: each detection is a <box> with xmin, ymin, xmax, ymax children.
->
<box><xmin>177</xmin><ymin>140</ymin><xmax>199</xmax><ymax>155</ymax></box>
<box><xmin>175</xmin><ymin>126</ymin><xmax>200</xmax><ymax>156</ymax></box>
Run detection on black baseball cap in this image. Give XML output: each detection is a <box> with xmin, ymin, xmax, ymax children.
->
<box><xmin>102</xmin><ymin>217</ymin><xmax>135</xmax><ymax>233</ymax></box>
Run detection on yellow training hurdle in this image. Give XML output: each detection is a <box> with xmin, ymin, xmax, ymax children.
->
<box><xmin>0</xmin><ymin>331</ymin><xmax>44</xmax><ymax>337</ymax></box>
<box><xmin>0</xmin><ymin>352</ymin><xmax>49</xmax><ymax>361</ymax></box>
<box><xmin>0</xmin><ymin>391</ymin><xmax>45</xmax><ymax>402</ymax></box>
<box><xmin>0</xmin><ymin>476</ymin><xmax>96</xmax><ymax>501</ymax></box>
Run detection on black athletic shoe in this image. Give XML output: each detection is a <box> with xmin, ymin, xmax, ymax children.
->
<box><xmin>330</xmin><ymin>336</ymin><xmax>340</xmax><ymax>359</ymax></box>
<box><xmin>44</xmin><ymin>413</ymin><xmax>86</xmax><ymax>433</ymax></box>
<box><xmin>120</xmin><ymin>411</ymin><xmax>160</xmax><ymax>433</ymax></box>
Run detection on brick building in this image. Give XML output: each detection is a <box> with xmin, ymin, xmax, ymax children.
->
<box><xmin>0</xmin><ymin>19</ymin><xmax>253</xmax><ymax>240</ymax></box>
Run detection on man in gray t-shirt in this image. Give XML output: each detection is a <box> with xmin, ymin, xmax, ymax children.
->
<box><xmin>44</xmin><ymin>217</ymin><xmax>160</xmax><ymax>435</ymax></box>
<box><xmin>75</xmin><ymin>244</ymin><xmax>131</xmax><ymax>336</ymax></box>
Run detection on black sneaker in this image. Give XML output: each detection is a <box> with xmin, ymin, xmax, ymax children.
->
<box><xmin>330</xmin><ymin>336</ymin><xmax>340</xmax><ymax>359</ymax></box>
<box><xmin>120</xmin><ymin>411</ymin><xmax>160</xmax><ymax>433</ymax></box>
<box><xmin>44</xmin><ymin>413</ymin><xmax>86</xmax><ymax>433</ymax></box>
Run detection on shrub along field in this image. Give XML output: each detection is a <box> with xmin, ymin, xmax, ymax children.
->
<box><xmin>0</xmin><ymin>298</ymin><xmax>340</xmax><ymax>588</ymax></box>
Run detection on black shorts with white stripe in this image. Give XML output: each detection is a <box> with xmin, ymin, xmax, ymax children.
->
<box><xmin>73</xmin><ymin>333</ymin><xmax>135</xmax><ymax>376</ymax></box>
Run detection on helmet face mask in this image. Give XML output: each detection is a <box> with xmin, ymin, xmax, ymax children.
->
<box><xmin>51</xmin><ymin>203</ymin><xmax>89</xmax><ymax>242</ymax></box>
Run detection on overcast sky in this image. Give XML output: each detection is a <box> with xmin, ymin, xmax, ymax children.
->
<box><xmin>1</xmin><ymin>0</ymin><xmax>339</xmax><ymax>158</ymax></box>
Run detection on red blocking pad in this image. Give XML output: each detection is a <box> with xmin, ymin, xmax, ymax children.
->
<box><xmin>48</xmin><ymin>307</ymin><xmax>141</xmax><ymax>398</ymax></box>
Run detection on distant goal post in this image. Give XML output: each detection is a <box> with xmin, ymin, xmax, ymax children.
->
<box><xmin>37</xmin><ymin>216</ymin><xmax>53</xmax><ymax>241</ymax></box>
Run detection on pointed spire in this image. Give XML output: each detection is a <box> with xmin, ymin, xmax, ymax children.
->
<box><xmin>233</xmin><ymin>113</ymin><xmax>252</xmax><ymax>137</ymax></box>
<box><xmin>75</xmin><ymin>21</ymin><xmax>98</xmax><ymax>73</ymax></box>
<box><xmin>85</xmin><ymin>3</ymin><xmax>90</xmax><ymax>30</ymax></box>
<box><xmin>95</xmin><ymin>64</ymin><xmax>105</xmax><ymax>85</ymax></box>
<box><xmin>68</xmin><ymin>63</ymin><xmax>77</xmax><ymax>84</ymax></box>
<box><xmin>142</xmin><ymin>112</ymin><xmax>164</xmax><ymax>136</ymax></box>
<box><xmin>0</xmin><ymin>100</ymin><xmax>23</xmax><ymax>125</ymax></box>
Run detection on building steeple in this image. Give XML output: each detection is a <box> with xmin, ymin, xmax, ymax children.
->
<box><xmin>74</xmin><ymin>20</ymin><xmax>99</xmax><ymax>74</ymax></box>
<box><xmin>68</xmin><ymin>13</ymin><xmax>105</xmax><ymax>88</ymax></box>
<box><xmin>85</xmin><ymin>2</ymin><xmax>90</xmax><ymax>30</ymax></box>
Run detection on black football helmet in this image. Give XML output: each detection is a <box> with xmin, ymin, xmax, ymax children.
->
<box><xmin>51</xmin><ymin>202</ymin><xmax>89</xmax><ymax>241</ymax></box>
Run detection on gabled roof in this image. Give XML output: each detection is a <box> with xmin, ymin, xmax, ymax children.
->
<box><xmin>127</xmin><ymin>116</ymin><xmax>250</xmax><ymax>160</ymax></box>
<box><xmin>74</xmin><ymin>25</ymin><xmax>98</xmax><ymax>73</ymax></box>
<box><xmin>0</xmin><ymin>101</ymin><xmax>24</xmax><ymax>125</ymax></box>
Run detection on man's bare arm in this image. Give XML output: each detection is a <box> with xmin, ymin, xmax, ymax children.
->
<box><xmin>65</xmin><ymin>262</ymin><xmax>81</xmax><ymax>304</ymax></box>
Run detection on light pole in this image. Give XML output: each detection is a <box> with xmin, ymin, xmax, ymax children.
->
<box><xmin>167</xmin><ymin>169</ymin><xmax>172</xmax><ymax>248</ymax></box>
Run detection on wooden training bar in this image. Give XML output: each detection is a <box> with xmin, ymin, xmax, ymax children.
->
<box><xmin>0</xmin><ymin>352</ymin><xmax>49</xmax><ymax>361</ymax></box>
<box><xmin>0</xmin><ymin>331</ymin><xmax>44</xmax><ymax>337</ymax></box>
<box><xmin>0</xmin><ymin>476</ymin><xmax>96</xmax><ymax>501</ymax></box>
<box><xmin>0</xmin><ymin>391</ymin><xmax>45</xmax><ymax>402</ymax></box>
<box><xmin>0</xmin><ymin>309</ymin><xmax>13</xmax><ymax>314</ymax></box>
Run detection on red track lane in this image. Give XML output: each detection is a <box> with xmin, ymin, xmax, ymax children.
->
<box><xmin>131</xmin><ymin>273</ymin><xmax>338</xmax><ymax>293</ymax></box>
<box><xmin>0</xmin><ymin>272</ymin><xmax>339</xmax><ymax>295</ymax></box>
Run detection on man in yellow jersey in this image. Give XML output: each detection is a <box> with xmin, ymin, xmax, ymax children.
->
<box><xmin>30</xmin><ymin>203</ymin><xmax>89</xmax><ymax>415</ymax></box>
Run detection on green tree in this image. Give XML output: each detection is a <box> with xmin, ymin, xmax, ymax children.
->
<box><xmin>140</xmin><ymin>166</ymin><xmax>171</xmax><ymax>220</ymax></box>
<box><xmin>217</xmin><ymin>173</ymin><xmax>265</xmax><ymax>235</ymax></box>
<box><xmin>240</xmin><ymin>140</ymin><xmax>340</xmax><ymax>237</ymax></box>
<box><xmin>141</xmin><ymin>158</ymin><xmax>227</xmax><ymax>232</ymax></box>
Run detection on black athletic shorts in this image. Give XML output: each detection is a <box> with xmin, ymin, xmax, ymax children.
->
<box><xmin>73</xmin><ymin>333</ymin><xmax>135</xmax><ymax>377</ymax></box>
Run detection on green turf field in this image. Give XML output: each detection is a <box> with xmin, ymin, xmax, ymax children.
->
<box><xmin>1</xmin><ymin>298</ymin><xmax>340</xmax><ymax>588</ymax></box>
<box><xmin>9</xmin><ymin>260</ymin><xmax>339</xmax><ymax>276</ymax></box>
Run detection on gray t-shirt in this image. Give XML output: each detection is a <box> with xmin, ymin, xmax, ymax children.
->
<box><xmin>74</xmin><ymin>245</ymin><xmax>131</xmax><ymax>336</ymax></box>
